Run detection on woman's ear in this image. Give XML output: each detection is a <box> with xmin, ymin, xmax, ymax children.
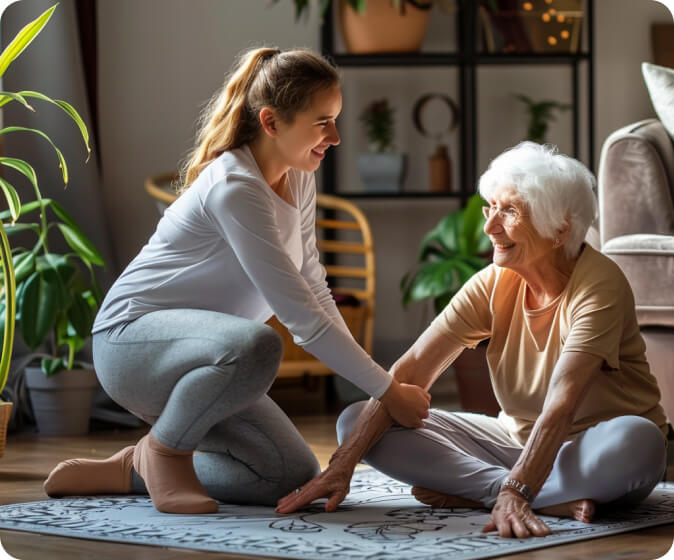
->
<box><xmin>259</xmin><ymin>107</ymin><xmax>278</xmax><ymax>137</ymax></box>
<box><xmin>554</xmin><ymin>221</ymin><xmax>571</xmax><ymax>248</ymax></box>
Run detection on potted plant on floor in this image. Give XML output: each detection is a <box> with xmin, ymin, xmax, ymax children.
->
<box><xmin>400</xmin><ymin>194</ymin><xmax>500</xmax><ymax>415</ymax></box>
<box><xmin>357</xmin><ymin>99</ymin><xmax>406</xmax><ymax>192</ymax></box>
<box><xmin>0</xmin><ymin>3</ymin><xmax>94</xmax><ymax>447</ymax></box>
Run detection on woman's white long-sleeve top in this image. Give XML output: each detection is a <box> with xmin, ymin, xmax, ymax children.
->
<box><xmin>93</xmin><ymin>145</ymin><xmax>392</xmax><ymax>398</ymax></box>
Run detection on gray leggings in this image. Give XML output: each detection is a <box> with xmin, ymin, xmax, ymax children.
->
<box><xmin>93</xmin><ymin>309</ymin><xmax>320</xmax><ymax>506</ymax></box>
<box><xmin>338</xmin><ymin>403</ymin><xmax>667</xmax><ymax>509</ymax></box>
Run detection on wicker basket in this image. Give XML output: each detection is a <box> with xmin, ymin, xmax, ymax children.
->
<box><xmin>267</xmin><ymin>304</ymin><xmax>367</xmax><ymax>362</ymax></box>
<box><xmin>0</xmin><ymin>401</ymin><xmax>12</xmax><ymax>459</ymax></box>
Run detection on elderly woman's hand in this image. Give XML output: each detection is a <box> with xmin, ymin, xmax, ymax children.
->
<box><xmin>276</xmin><ymin>463</ymin><xmax>352</xmax><ymax>514</ymax></box>
<box><xmin>379</xmin><ymin>379</ymin><xmax>431</xmax><ymax>428</ymax></box>
<box><xmin>482</xmin><ymin>489</ymin><xmax>551</xmax><ymax>539</ymax></box>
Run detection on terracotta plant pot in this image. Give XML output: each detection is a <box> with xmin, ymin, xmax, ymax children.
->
<box><xmin>0</xmin><ymin>402</ymin><xmax>12</xmax><ymax>458</ymax></box>
<box><xmin>25</xmin><ymin>367</ymin><xmax>99</xmax><ymax>436</ymax></box>
<box><xmin>339</xmin><ymin>0</ymin><xmax>431</xmax><ymax>54</ymax></box>
<box><xmin>453</xmin><ymin>343</ymin><xmax>500</xmax><ymax>417</ymax></box>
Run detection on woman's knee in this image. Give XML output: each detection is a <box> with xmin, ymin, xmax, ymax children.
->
<box><xmin>336</xmin><ymin>401</ymin><xmax>368</xmax><ymax>444</ymax></box>
<box><xmin>586</xmin><ymin>416</ymin><xmax>666</xmax><ymax>479</ymax></box>
<box><xmin>232</xmin><ymin>323</ymin><xmax>283</xmax><ymax>386</ymax></box>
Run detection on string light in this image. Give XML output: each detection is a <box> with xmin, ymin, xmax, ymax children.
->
<box><xmin>542</xmin><ymin>12</ymin><xmax>551</xmax><ymax>22</ymax></box>
<box><xmin>548</xmin><ymin>36</ymin><xmax>558</xmax><ymax>45</ymax></box>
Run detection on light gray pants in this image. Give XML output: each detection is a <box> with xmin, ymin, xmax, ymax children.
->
<box><xmin>93</xmin><ymin>309</ymin><xmax>320</xmax><ymax>505</ymax></box>
<box><xmin>338</xmin><ymin>403</ymin><xmax>667</xmax><ymax>509</ymax></box>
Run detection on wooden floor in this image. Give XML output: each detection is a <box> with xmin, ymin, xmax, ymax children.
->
<box><xmin>1</xmin><ymin>385</ymin><xmax>673</xmax><ymax>560</ymax></box>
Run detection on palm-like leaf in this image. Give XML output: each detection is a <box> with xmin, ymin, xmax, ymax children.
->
<box><xmin>401</xmin><ymin>194</ymin><xmax>491</xmax><ymax>312</ymax></box>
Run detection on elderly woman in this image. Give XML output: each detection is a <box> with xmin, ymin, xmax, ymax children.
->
<box><xmin>276</xmin><ymin>142</ymin><xmax>668</xmax><ymax>539</ymax></box>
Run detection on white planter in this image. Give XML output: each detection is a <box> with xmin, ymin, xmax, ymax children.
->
<box><xmin>357</xmin><ymin>153</ymin><xmax>407</xmax><ymax>193</ymax></box>
<box><xmin>25</xmin><ymin>367</ymin><xmax>99</xmax><ymax>436</ymax></box>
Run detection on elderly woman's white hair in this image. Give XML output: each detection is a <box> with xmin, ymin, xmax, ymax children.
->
<box><xmin>478</xmin><ymin>142</ymin><xmax>597</xmax><ymax>259</ymax></box>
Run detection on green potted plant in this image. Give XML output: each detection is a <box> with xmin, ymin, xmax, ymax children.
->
<box><xmin>400</xmin><ymin>194</ymin><xmax>500</xmax><ymax>415</ymax></box>
<box><xmin>279</xmin><ymin>0</ymin><xmax>433</xmax><ymax>53</ymax></box>
<box><xmin>514</xmin><ymin>93</ymin><xmax>571</xmax><ymax>144</ymax></box>
<box><xmin>0</xmin><ymin>3</ymin><xmax>96</xmax><ymax>444</ymax></box>
<box><xmin>357</xmin><ymin>99</ymin><xmax>406</xmax><ymax>192</ymax></box>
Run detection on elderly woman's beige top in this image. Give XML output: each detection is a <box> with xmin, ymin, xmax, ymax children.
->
<box><xmin>431</xmin><ymin>244</ymin><xmax>666</xmax><ymax>446</ymax></box>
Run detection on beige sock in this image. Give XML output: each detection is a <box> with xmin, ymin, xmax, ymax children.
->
<box><xmin>43</xmin><ymin>446</ymin><xmax>135</xmax><ymax>497</ymax></box>
<box><xmin>133</xmin><ymin>432</ymin><xmax>218</xmax><ymax>514</ymax></box>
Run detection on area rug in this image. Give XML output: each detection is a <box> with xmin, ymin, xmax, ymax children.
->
<box><xmin>1</xmin><ymin>470</ymin><xmax>673</xmax><ymax>560</ymax></box>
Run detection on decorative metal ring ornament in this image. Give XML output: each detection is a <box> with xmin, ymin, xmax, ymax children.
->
<box><xmin>412</xmin><ymin>93</ymin><xmax>460</xmax><ymax>140</ymax></box>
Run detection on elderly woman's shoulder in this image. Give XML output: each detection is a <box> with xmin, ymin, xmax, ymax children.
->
<box><xmin>574</xmin><ymin>244</ymin><xmax>632</xmax><ymax>293</ymax></box>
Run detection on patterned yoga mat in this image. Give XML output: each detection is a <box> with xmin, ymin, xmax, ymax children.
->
<box><xmin>0</xmin><ymin>470</ymin><xmax>673</xmax><ymax>560</ymax></box>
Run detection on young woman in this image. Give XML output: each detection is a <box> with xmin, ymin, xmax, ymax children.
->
<box><xmin>43</xmin><ymin>47</ymin><xmax>430</xmax><ymax>514</ymax></box>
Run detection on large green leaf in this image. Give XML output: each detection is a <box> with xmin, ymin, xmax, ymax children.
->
<box><xmin>66</xmin><ymin>291</ymin><xmax>94</xmax><ymax>339</ymax></box>
<box><xmin>0</xmin><ymin>198</ymin><xmax>43</xmax><ymax>221</ymax></box>
<box><xmin>56</xmin><ymin>223</ymin><xmax>104</xmax><ymax>266</ymax></box>
<box><xmin>0</xmin><ymin>127</ymin><xmax>68</xmax><ymax>184</ymax></box>
<box><xmin>4</xmin><ymin>223</ymin><xmax>40</xmax><ymax>238</ymax></box>
<box><xmin>12</xmin><ymin>251</ymin><xmax>36</xmax><ymax>285</ymax></box>
<box><xmin>461</xmin><ymin>194</ymin><xmax>487</xmax><ymax>255</ymax></box>
<box><xmin>0</xmin><ymin>4</ymin><xmax>57</xmax><ymax>78</ymax></box>
<box><xmin>17</xmin><ymin>269</ymin><xmax>61</xmax><ymax>350</ymax></box>
<box><xmin>19</xmin><ymin>91</ymin><xmax>91</xmax><ymax>161</ymax></box>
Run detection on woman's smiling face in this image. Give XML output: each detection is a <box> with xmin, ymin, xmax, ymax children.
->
<box><xmin>483</xmin><ymin>186</ymin><xmax>554</xmax><ymax>273</ymax></box>
<box><xmin>272</xmin><ymin>84</ymin><xmax>342</xmax><ymax>173</ymax></box>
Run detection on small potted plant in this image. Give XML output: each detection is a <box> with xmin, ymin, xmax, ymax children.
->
<box><xmin>401</xmin><ymin>194</ymin><xmax>500</xmax><ymax>415</ymax></box>
<box><xmin>514</xmin><ymin>93</ymin><xmax>571</xmax><ymax>144</ymax></box>
<box><xmin>357</xmin><ymin>99</ymin><xmax>406</xmax><ymax>192</ymax></box>
<box><xmin>0</xmin><ymin>3</ymin><xmax>95</xmax><ymax>444</ymax></box>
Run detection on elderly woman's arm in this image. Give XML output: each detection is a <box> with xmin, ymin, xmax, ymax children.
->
<box><xmin>484</xmin><ymin>350</ymin><xmax>604</xmax><ymax>538</ymax></box>
<box><xmin>275</xmin><ymin>325</ymin><xmax>464</xmax><ymax>514</ymax></box>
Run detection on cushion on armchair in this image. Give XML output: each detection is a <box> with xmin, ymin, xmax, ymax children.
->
<box><xmin>642</xmin><ymin>62</ymin><xmax>674</xmax><ymax>143</ymax></box>
<box><xmin>602</xmin><ymin>234</ymin><xmax>674</xmax><ymax>327</ymax></box>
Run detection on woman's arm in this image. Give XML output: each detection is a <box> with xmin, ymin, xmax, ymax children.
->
<box><xmin>276</xmin><ymin>324</ymin><xmax>465</xmax><ymax>513</ymax></box>
<box><xmin>484</xmin><ymin>350</ymin><xmax>604</xmax><ymax>538</ymax></box>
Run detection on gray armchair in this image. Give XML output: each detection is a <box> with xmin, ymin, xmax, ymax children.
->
<box><xmin>597</xmin><ymin>118</ymin><xmax>674</xmax><ymax>425</ymax></box>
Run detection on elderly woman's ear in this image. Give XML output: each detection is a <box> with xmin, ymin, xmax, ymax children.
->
<box><xmin>553</xmin><ymin>222</ymin><xmax>571</xmax><ymax>249</ymax></box>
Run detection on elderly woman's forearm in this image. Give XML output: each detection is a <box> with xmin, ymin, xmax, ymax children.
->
<box><xmin>329</xmin><ymin>398</ymin><xmax>392</xmax><ymax>470</ymax></box>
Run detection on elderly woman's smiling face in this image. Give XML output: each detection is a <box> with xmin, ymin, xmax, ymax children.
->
<box><xmin>484</xmin><ymin>186</ymin><xmax>555</xmax><ymax>273</ymax></box>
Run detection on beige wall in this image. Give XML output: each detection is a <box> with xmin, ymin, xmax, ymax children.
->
<box><xmin>95</xmin><ymin>0</ymin><xmax>672</xmax><ymax>364</ymax></box>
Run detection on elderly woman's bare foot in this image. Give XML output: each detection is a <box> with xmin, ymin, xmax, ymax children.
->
<box><xmin>412</xmin><ymin>486</ymin><xmax>483</xmax><ymax>508</ymax></box>
<box><xmin>537</xmin><ymin>499</ymin><xmax>595</xmax><ymax>523</ymax></box>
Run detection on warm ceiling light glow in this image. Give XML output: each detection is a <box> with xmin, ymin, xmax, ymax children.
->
<box><xmin>561</xmin><ymin>29</ymin><xmax>570</xmax><ymax>39</ymax></box>
<box><xmin>548</xmin><ymin>36</ymin><xmax>558</xmax><ymax>45</ymax></box>
<box><xmin>557</xmin><ymin>14</ymin><xmax>566</xmax><ymax>22</ymax></box>
<box><xmin>542</xmin><ymin>13</ymin><xmax>551</xmax><ymax>22</ymax></box>
<box><xmin>523</xmin><ymin>2</ymin><xmax>534</xmax><ymax>10</ymax></box>
<box><xmin>549</xmin><ymin>8</ymin><xmax>558</xmax><ymax>15</ymax></box>
<box><xmin>545</xmin><ymin>0</ymin><xmax>553</xmax><ymax>3</ymax></box>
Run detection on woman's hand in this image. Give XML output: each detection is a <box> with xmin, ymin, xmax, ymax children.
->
<box><xmin>379</xmin><ymin>379</ymin><xmax>431</xmax><ymax>428</ymax></box>
<box><xmin>275</xmin><ymin>463</ymin><xmax>353</xmax><ymax>514</ymax></box>
<box><xmin>483</xmin><ymin>489</ymin><xmax>551</xmax><ymax>538</ymax></box>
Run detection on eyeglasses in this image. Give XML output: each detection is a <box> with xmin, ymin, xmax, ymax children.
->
<box><xmin>481</xmin><ymin>205</ymin><xmax>525</xmax><ymax>226</ymax></box>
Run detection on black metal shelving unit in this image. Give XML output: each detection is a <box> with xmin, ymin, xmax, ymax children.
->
<box><xmin>319</xmin><ymin>0</ymin><xmax>594</xmax><ymax>204</ymax></box>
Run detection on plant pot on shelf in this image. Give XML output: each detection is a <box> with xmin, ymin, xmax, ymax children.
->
<box><xmin>25</xmin><ymin>367</ymin><xmax>99</xmax><ymax>436</ymax></box>
<box><xmin>453</xmin><ymin>342</ymin><xmax>500</xmax><ymax>417</ymax></box>
<box><xmin>0</xmin><ymin>402</ymin><xmax>12</xmax><ymax>458</ymax></box>
<box><xmin>339</xmin><ymin>0</ymin><xmax>431</xmax><ymax>54</ymax></box>
<box><xmin>358</xmin><ymin>152</ymin><xmax>407</xmax><ymax>193</ymax></box>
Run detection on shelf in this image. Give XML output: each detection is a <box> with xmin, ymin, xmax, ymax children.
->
<box><xmin>331</xmin><ymin>53</ymin><xmax>463</xmax><ymax>67</ymax></box>
<box><xmin>326</xmin><ymin>191</ymin><xmax>464</xmax><ymax>200</ymax></box>
<box><xmin>331</xmin><ymin>52</ymin><xmax>590</xmax><ymax>68</ymax></box>
<box><xmin>475</xmin><ymin>52</ymin><xmax>591</xmax><ymax>65</ymax></box>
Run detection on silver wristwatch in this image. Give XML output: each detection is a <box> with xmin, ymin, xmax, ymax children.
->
<box><xmin>502</xmin><ymin>478</ymin><xmax>533</xmax><ymax>502</ymax></box>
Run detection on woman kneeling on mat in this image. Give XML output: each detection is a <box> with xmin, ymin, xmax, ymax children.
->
<box><xmin>278</xmin><ymin>142</ymin><xmax>667</xmax><ymax>539</ymax></box>
<box><xmin>43</xmin><ymin>46</ymin><xmax>430</xmax><ymax>514</ymax></box>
